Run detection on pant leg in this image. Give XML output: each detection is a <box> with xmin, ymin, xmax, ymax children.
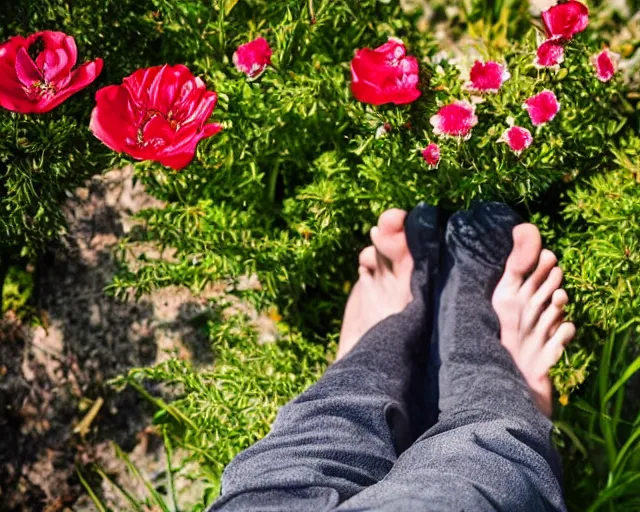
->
<box><xmin>209</xmin><ymin>204</ymin><xmax>441</xmax><ymax>512</ymax></box>
<box><xmin>337</xmin><ymin>202</ymin><xmax>566</xmax><ymax>512</ymax></box>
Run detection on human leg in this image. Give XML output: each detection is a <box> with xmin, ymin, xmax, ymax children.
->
<box><xmin>337</xmin><ymin>202</ymin><xmax>573</xmax><ymax>512</ymax></box>
<box><xmin>209</xmin><ymin>204</ymin><xmax>440</xmax><ymax>512</ymax></box>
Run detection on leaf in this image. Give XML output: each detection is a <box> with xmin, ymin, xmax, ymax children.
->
<box><xmin>76</xmin><ymin>467</ymin><xmax>108</xmax><ymax>512</ymax></box>
<box><xmin>224</xmin><ymin>0</ymin><xmax>240</xmax><ymax>15</ymax></box>
<box><xmin>603</xmin><ymin>356</ymin><xmax>640</xmax><ymax>405</ymax></box>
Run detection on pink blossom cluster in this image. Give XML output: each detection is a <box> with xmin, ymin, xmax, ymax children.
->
<box><xmin>0</xmin><ymin>32</ymin><xmax>276</xmax><ymax>171</ymax></box>
<box><xmin>348</xmin><ymin>1</ymin><xmax>618</xmax><ymax>169</ymax></box>
<box><xmin>534</xmin><ymin>1</ymin><xmax>619</xmax><ymax>82</ymax></box>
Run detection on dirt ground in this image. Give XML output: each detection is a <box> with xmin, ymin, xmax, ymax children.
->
<box><xmin>0</xmin><ymin>167</ymin><xmax>234</xmax><ymax>511</ymax></box>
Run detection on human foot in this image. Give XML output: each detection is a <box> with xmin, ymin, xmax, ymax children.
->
<box><xmin>491</xmin><ymin>224</ymin><xmax>576</xmax><ymax>417</ymax></box>
<box><xmin>337</xmin><ymin>209</ymin><xmax>414</xmax><ymax>360</ymax></box>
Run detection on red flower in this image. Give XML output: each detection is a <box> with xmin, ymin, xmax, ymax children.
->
<box><xmin>90</xmin><ymin>65</ymin><xmax>222</xmax><ymax>170</ymax></box>
<box><xmin>465</xmin><ymin>60</ymin><xmax>510</xmax><ymax>93</ymax></box>
<box><xmin>523</xmin><ymin>90</ymin><xmax>560</xmax><ymax>126</ymax></box>
<box><xmin>592</xmin><ymin>49</ymin><xmax>619</xmax><ymax>82</ymax></box>
<box><xmin>430</xmin><ymin>100</ymin><xmax>478</xmax><ymax>139</ymax></box>
<box><xmin>542</xmin><ymin>1</ymin><xmax>589</xmax><ymax>41</ymax></box>
<box><xmin>0</xmin><ymin>31</ymin><xmax>102</xmax><ymax>114</ymax></box>
<box><xmin>422</xmin><ymin>143</ymin><xmax>440</xmax><ymax>167</ymax></box>
<box><xmin>499</xmin><ymin>125</ymin><xmax>533</xmax><ymax>154</ymax></box>
<box><xmin>233</xmin><ymin>37</ymin><xmax>272</xmax><ymax>79</ymax></box>
<box><xmin>351</xmin><ymin>37</ymin><xmax>421</xmax><ymax>105</ymax></box>
<box><xmin>534</xmin><ymin>40</ymin><xmax>565</xmax><ymax>69</ymax></box>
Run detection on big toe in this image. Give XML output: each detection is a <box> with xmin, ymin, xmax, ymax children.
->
<box><xmin>377</xmin><ymin>209</ymin><xmax>407</xmax><ymax>235</ymax></box>
<box><xmin>371</xmin><ymin>209</ymin><xmax>410</xmax><ymax>268</ymax></box>
<box><xmin>501</xmin><ymin>223</ymin><xmax>542</xmax><ymax>288</ymax></box>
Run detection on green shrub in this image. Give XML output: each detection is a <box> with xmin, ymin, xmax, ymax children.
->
<box><xmin>112</xmin><ymin>303</ymin><xmax>333</xmax><ymax>500</ymax></box>
<box><xmin>0</xmin><ymin>0</ymin><xmax>166</xmax><ymax>296</ymax></box>
<box><xmin>544</xmin><ymin>156</ymin><xmax>640</xmax><ymax>511</ymax></box>
<box><xmin>3</xmin><ymin>0</ymin><xmax>640</xmax><ymax>510</ymax></box>
<box><xmin>105</xmin><ymin>0</ymin><xmax>628</xmax><ymax>326</ymax></box>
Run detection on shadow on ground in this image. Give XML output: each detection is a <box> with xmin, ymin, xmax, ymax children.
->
<box><xmin>0</xmin><ymin>167</ymin><xmax>217</xmax><ymax>511</ymax></box>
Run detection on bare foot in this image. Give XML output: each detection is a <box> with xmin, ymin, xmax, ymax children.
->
<box><xmin>491</xmin><ymin>224</ymin><xmax>576</xmax><ymax>417</ymax></box>
<box><xmin>337</xmin><ymin>209</ymin><xmax>414</xmax><ymax>360</ymax></box>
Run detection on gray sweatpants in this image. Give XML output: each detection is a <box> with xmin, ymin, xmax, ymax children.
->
<box><xmin>210</xmin><ymin>203</ymin><xmax>566</xmax><ymax>512</ymax></box>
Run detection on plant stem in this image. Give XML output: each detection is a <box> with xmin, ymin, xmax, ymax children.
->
<box><xmin>309</xmin><ymin>0</ymin><xmax>315</xmax><ymax>23</ymax></box>
<box><xmin>267</xmin><ymin>165</ymin><xmax>280</xmax><ymax>204</ymax></box>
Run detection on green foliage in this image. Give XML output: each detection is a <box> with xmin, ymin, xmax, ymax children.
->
<box><xmin>541</xmin><ymin>162</ymin><xmax>640</xmax><ymax>510</ymax></box>
<box><xmin>545</xmin><ymin>154</ymin><xmax>640</xmax><ymax>399</ymax></box>
<box><xmin>556</xmin><ymin>326</ymin><xmax>640</xmax><ymax>511</ymax></box>
<box><xmin>4</xmin><ymin>1</ymin><xmax>640</xmax><ymax>510</ymax></box>
<box><xmin>111</xmin><ymin>303</ymin><xmax>333</xmax><ymax>492</ymax></box>
<box><xmin>1</xmin><ymin>265</ymin><xmax>34</xmax><ymax>315</ymax></box>
<box><xmin>0</xmin><ymin>0</ymin><xmax>168</xmax><ymax>258</ymax></box>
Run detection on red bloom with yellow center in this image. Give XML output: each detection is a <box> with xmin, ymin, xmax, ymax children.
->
<box><xmin>0</xmin><ymin>30</ymin><xmax>102</xmax><ymax>114</ymax></box>
<box><xmin>90</xmin><ymin>65</ymin><xmax>222</xmax><ymax>170</ymax></box>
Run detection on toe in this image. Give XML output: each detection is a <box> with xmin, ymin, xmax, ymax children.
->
<box><xmin>377</xmin><ymin>209</ymin><xmax>408</xmax><ymax>235</ymax></box>
<box><xmin>370</xmin><ymin>216</ymin><xmax>411</xmax><ymax>273</ymax></box>
<box><xmin>497</xmin><ymin>223</ymin><xmax>542</xmax><ymax>290</ymax></box>
<box><xmin>552</xmin><ymin>288</ymin><xmax>569</xmax><ymax>307</ymax></box>
<box><xmin>534</xmin><ymin>287</ymin><xmax>568</xmax><ymax>339</ymax></box>
<box><xmin>538</xmin><ymin>322</ymin><xmax>575</xmax><ymax>371</ymax></box>
<box><xmin>519</xmin><ymin>249</ymin><xmax>558</xmax><ymax>300</ymax></box>
<box><xmin>358</xmin><ymin>246</ymin><xmax>377</xmax><ymax>271</ymax></box>
<box><xmin>521</xmin><ymin>266</ymin><xmax>563</xmax><ymax>333</ymax></box>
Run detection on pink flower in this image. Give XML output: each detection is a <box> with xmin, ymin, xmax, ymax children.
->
<box><xmin>592</xmin><ymin>49</ymin><xmax>619</xmax><ymax>82</ymax></box>
<box><xmin>430</xmin><ymin>100</ymin><xmax>478</xmax><ymax>139</ymax></box>
<box><xmin>0</xmin><ymin>31</ymin><xmax>102</xmax><ymax>114</ymax></box>
<box><xmin>422</xmin><ymin>143</ymin><xmax>440</xmax><ymax>167</ymax></box>
<box><xmin>523</xmin><ymin>90</ymin><xmax>560</xmax><ymax>126</ymax></box>
<box><xmin>465</xmin><ymin>60</ymin><xmax>510</xmax><ymax>93</ymax></box>
<box><xmin>542</xmin><ymin>1</ymin><xmax>589</xmax><ymax>41</ymax></box>
<box><xmin>499</xmin><ymin>125</ymin><xmax>533</xmax><ymax>154</ymax></box>
<box><xmin>233</xmin><ymin>37</ymin><xmax>272</xmax><ymax>79</ymax></box>
<box><xmin>90</xmin><ymin>65</ymin><xmax>222</xmax><ymax>170</ymax></box>
<box><xmin>351</xmin><ymin>37</ymin><xmax>421</xmax><ymax>105</ymax></box>
<box><xmin>534</xmin><ymin>40</ymin><xmax>565</xmax><ymax>69</ymax></box>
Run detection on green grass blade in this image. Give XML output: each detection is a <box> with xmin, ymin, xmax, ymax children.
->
<box><xmin>128</xmin><ymin>379</ymin><xmax>199</xmax><ymax>432</ymax></box>
<box><xmin>613</xmin><ymin>428</ymin><xmax>640</xmax><ymax>476</ymax></box>
<box><xmin>588</xmin><ymin>472</ymin><xmax>640</xmax><ymax>512</ymax></box>
<box><xmin>76</xmin><ymin>467</ymin><xmax>108</xmax><ymax>512</ymax></box>
<box><xmin>93</xmin><ymin>465</ymin><xmax>145</xmax><ymax>512</ymax></box>
<box><xmin>603</xmin><ymin>356</ymin><xmax>640</xmax><ymax>405</ymax></box>
<box><xmin>163</xmin><ymin>429</ymin><xmax>180</xmax><ymax>512</ymax></box>
<box><xmin>114</xmin><ymin>443</ymin><xmax>171</xmax><ymax>512</ymax></box>
<box><xmin>599</xmin><ymin>331</ymin><xmax>619</xmax><ymax>467</ymax></box>
<box><xmin>554</xmin><ymin>421</ymin><xmax>588</xmax><ymax>458</ymax></box>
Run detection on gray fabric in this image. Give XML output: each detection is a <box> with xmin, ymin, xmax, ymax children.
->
<box><xmin>209</xmin><ymin>202</ymin><xmax>566</xmax><ymax>512</ymax></box>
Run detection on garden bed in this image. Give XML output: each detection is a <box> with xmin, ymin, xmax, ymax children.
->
<box><xmin>1</xmin><ymin>1</ymin><xmax>640</xmax><ymax>510</ymax></box>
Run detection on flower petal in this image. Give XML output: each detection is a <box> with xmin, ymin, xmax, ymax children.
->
<box><xmin>430</xmin><ymin>100</ymin><xmax>478</xmax><ymax>139</ymax></box>
<box><xmin>523</xmin><ymin>90</ymin><xmax>560</xmax><ymax>126</ymax></box>
<box><xmin>36</xmin><ymin>58</ymin><xmax>103</xmax><ymax>113</ymax></box>
<box><xmin>465</xmin><ymin>60</ymin><xmax>510</xmax><ymax>93</ymax></box>
<box><xmin>0</xmin><ymin>31</ymin><xmax>99</xmax><ymax>113</ymax></box>
<box><xmin>422</xmin><ymin>143</ymin><xmax>440</xmax><ymax>167</ymax></box>
<box><xmin>542</xmin><ymin>0</ymin><xmax>589</xmax><ymax>40</ymax></box>
<box><xmin>233</xmin><ymin>37</ymin><xmax>273</xmax><ymax>78</ymax></box>
<box><xmin>351</xmin><ymin>38</ymin><xmax>421</xmax><ymax>106</ymax></box>
<box><xmin>90</xmin><ymin>83</ymin><xmax>140</xmax><ymax>154</ymax></box>
<box><xmin>592</xmin><ymin>48</ymin><xmax>619</xmax><ymax>82</ymax></box>
<box><xmin>15</xmin><ymin>47</ymin><xmax>42</xmax><ymax>87</ymax></box>
<box><xmin>499</xmin><ymin>125</ymin><xmax>533</xmax><ymax>154</ymax></box>
<box><xmin>534</xmin><ymin>40</ymin><xmax>565</xmax><ymax>69</ymax></box>
<box><xmin>91</xmin><ymin>64</ymin><xmax>222</xmax><ymax>170</ymax></box>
